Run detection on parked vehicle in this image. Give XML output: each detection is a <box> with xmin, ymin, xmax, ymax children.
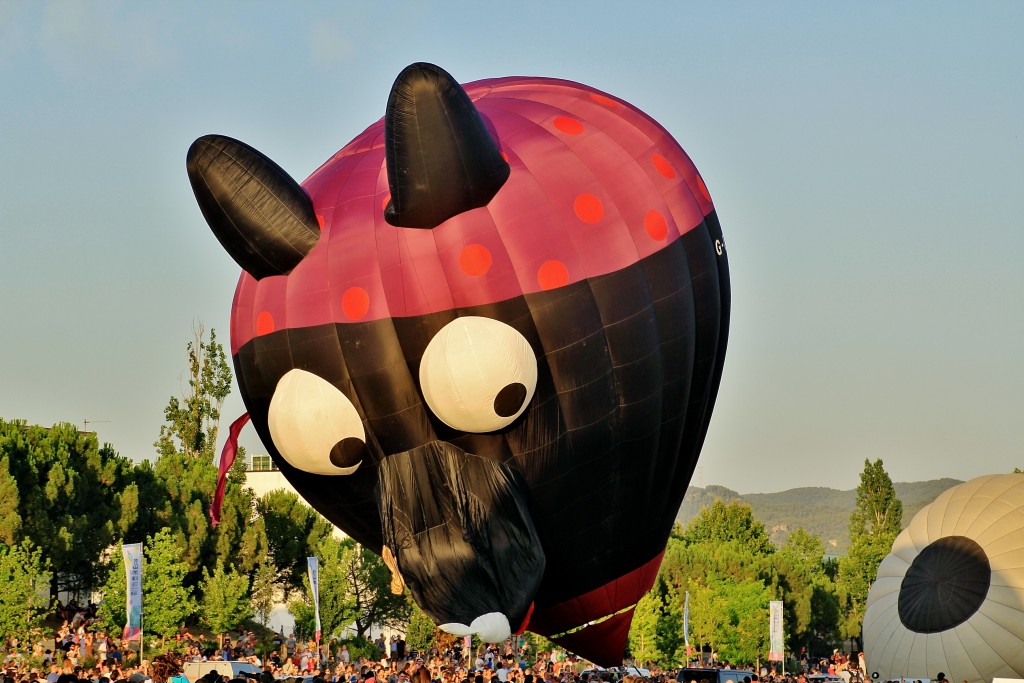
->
<box><xmin>676</xmin><ymin>668</ymin><xmax>758</xmax><ymax>683</ymax></box>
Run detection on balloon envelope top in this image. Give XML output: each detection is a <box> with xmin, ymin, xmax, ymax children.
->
<box><xmin>188</xmin><ymin>63</ymin><xmax>730</xmax><ymax>663</ymax></box>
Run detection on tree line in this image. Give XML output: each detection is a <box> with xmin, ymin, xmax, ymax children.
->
<box><xmin>1</xmin><ymin>326</ymin><xmax>906</xmax><ymax>668</ymax></box>
<box><xmin>0</xmin><ymin>327</ymin><xmax>410</xmax><ymax>648</ymax></box>
<box><xmin>626</xmin><ymin>459</ymin><xmax>904</xmax><ymax>668</ymax></box>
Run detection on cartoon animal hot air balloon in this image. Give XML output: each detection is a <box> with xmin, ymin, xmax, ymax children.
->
<box><xmin>188</xmin><ymin>63</ymin><xmax>729</xmax><ymax>664</ymax></box>
<box><xmin>863</xmin><ymin>473</ymin><xmax>1024</xmax><ymax>682</ymax></box>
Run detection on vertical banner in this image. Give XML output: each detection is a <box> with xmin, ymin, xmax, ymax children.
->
<box><xmin>683</xmin><ymin>590</ymin><xmax>691</xmax><ymax>658</ymax></box>
<box><xmin>769</xmin><ymin>600</ymin><xmax>784</xmax><ymax>662</ymax></box>
<box><xmin>307</xmin><ymin>557</ymin><xmax>322</xmax><ymax>641</ymax></box>
<box><xmin>122</xmin><ymin>543</ymin><xmax>143</xmax><ymax>641</ymax></box>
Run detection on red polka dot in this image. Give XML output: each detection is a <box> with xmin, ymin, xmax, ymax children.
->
<box><xmin>342</xmin><ymin>287</ymin><xmax>370</xmax><ymax>320</ymax></box>
<box><xmin>696</xmin><ymin>174</ymin><xmax>712</xmax><ymax>202</ymax></box>
<box><xmin>554</xmin><ymin>116</ymin><xmax>584</xmax><ymax>135</ymax></box>
<box><xmin>459</xmin><ymin>244</ymin><xmax>493</xmax><ymax>276</ymax></box>
<box><xmin>256</xmin><ymin>311</ymin><xmax>275</xmax><ymax>336</ymax></box>
<box><xmin>574</xmin><ymin>193</ymin><xmax>604</xmax><ymax>224</ymax></box>
<box><xmin>652</xmin><ymin>153</ymin><xmax>676</xmax><ymax>179</ymax></box>
<box><xmin>316</xmin><ymin>214</ymin><xmax>325</xmax><ymax>230</ymax></box>
<box><xmin>590</xmin><ymin>93</ymin><xmax>619</xmax><ymax>107</ymax></box>
<box><xmin>381</xmin><ymin>194</ymin><xmax>391</xmax><ymax>212</ymax></box>
<box><xmin>537</xmin><ymin>260</ymin><xmax>569</xmax><ymax>290</ymax></box>
<box><xmin>644</xmin><ymin>210</ymin><xmax>668</xmax><ymax>241</ymax></box>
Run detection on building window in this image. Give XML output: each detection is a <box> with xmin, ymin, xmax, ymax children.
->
<box><xmin>249</xmin><ymin>454</ymin><xmax>278</xmax><ymax>472</ymax></box>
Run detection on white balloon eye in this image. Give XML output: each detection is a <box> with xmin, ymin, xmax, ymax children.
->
<box><xmin>419</xmin><ymin>316</ymin><xmax>538</xmax><ymax>433</ymax></box>
<box><xmin>268</xmin><ymin>369</ymin><xmax>366</xmax><ymax>475</ymax></box>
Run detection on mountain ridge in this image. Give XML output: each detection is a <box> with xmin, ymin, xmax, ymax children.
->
<box><xmin>676</xmin><ymin>478</ymin><xmax>963</xmax><ymax>554</ymax></box>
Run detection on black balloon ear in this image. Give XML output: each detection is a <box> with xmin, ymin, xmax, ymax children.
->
<box><xmin>384</xmin><ymin>62</ymin><xmax>510</xmax><ymax>229</ymax></box>
<box><xmin>187</xmin><ymin>134</ymin><xmax>320</xmax><ymax>279</ymax></box>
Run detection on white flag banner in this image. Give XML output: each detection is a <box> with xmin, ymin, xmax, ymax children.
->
<box><xmin>683</xmin><ymin>590</ymin><xmax>690</xmax><ymax>648</ymax></box>
<box><xmin>122</xmin><ymin>543</ymin><xmax>143</xmax><ymax>641</ymax></box>
<box><xmin>307</xmin><ymin>556</ymin><xmax>322</xmax><ymax>641</ymax></box>
<box><xmin>769</xmin><ymin>600</ymin><xmax>784</xmax><ymax>662</ymax></box>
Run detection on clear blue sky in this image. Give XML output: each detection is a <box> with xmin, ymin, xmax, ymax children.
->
<box><xmin>1</xmin><ymin>1</ymin><xmax>1021</xmax><ymax>494</ymax></box>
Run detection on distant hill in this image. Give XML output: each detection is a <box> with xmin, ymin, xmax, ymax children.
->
<box><xmin>676</xmin><ymin>478</ymin><xmax>963</xmax><ymax>555</ymax></box>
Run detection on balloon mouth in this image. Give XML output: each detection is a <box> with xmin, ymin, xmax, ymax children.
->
<box><xmin>439</xmin><ymin>612</ymin><xmax>512</xmax><ymax>644</ymax></box>
<box><xmin>376</xmin><ymin>440</ymin><xmax>545</xmax><ymax>630</ymax></box>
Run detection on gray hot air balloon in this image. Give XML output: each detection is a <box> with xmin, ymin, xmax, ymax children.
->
<box><xmin>863</xmin><ymin>474</ymin><xmax>1024</xmax><ymax>683</ymax></box>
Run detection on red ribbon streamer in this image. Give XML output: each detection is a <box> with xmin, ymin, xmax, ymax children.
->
<box><xmin>210</xmin><ymin>412</ymin><xmax>251</xmax><ymax>527</ymax></box>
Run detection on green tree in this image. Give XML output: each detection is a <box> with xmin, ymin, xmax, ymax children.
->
<box><xmin>685</xmin><ymin>581</ymin><xmax>727</xmax><ymax>663</ymax></box>
<box><xmin>718</xmin><ymin>578</ymin><xmax>770</xmax><ymax>665</ymax></box>
<box><xmin>342</xmin><ymin>542</ymin><xmax>411</xmax><ymax>638</ymax></box>
<box><xmin>0</xmin><ymin>541</ymin><xmax>51</xmax><ymax>645</ymax></box>
<box><xmin>142</xmin><ymin>528</ymin><xmax>198</xmax><ymax>639</ymax></box>
<box><xmin>0</xmin><ymin>454</ymin><xmax>21</xmax><ymax>544</ymax></box>
<box><xmin>290</xmin><ymin>539</ymin><xmax>411</xmax><ymax>640</ymax></box>
<box><xmin>251</xmin><ymin>557</ymin><xmax>278</xmax><ymax>627</ymax></box>
<box><xmin>848</xmin><ymin>459</ymin><xmax>903</xmax><ymax>539</ymax></box>
<box><xmin>150</xmin><ymin>326</ymin><xmax>267</xmax><ymax>592</ymax></box>
<box><xmin>681</xmin><ymin>500</ymin><xmax>774</xmax><ymax>556</ymax></box>
<box><xmin>119</xmin><ymin>459</ymin><xmax>166</xmax><ymax>543</ymax></box>
<box><xmin>405</xmin><ymin>600</ymin><xmax>438</xmax><ymax>653</ymax></box>
<box><xmin>214</xmin><ymin>456</ymin><xmax>268</xmax><ymax>576</ymax></box>
<box><xmin>837</xmin><ymin>459</ymin><xmax>902</xmax><ymax>647</ymax></box>
<box><xmin>780</xmin><ymin>528</ymin><xmax>825</xmax><ymax>569</ymax></box>
<box><xmin>314</xmin><ymin>537</ymin><xmax>359</xmax><ymax>638</ymax></box>
<box><xmin>289</xmin><ymin>598</ymin><xmax>315</xmax><ymax>641</ymax></box>
<box><xmin>155</xmin><ymin>325</ymin><xmax>233</xmax><ymax>461</ymax></box>
<box><xmin>200</xmin><ymin>560</ymin><xmax>252</xmax><ymax>633</ymax></box>
<box><xmin>628</xmin><ymin>590</ymin><xmax>665</xmax><ymax>666</ymax></box>
<box><xmin>837</xmin><ymin>534</ymin><xmax>890</xmax><ymax>645</ymax></box>
<box><xmin>96</xmin><ymin>547</ymin><xmax>128</xmax><ymax>637</ymax></box>
<box><xmin>258</xmin><ymin>489</ymin><xmax>334</xmax><ymax>597</ymax></box>
<box><xmin>773</xmin><ymin>528</ymin><xmax>841</xmax><ymax>655</ymax></box>
<box><xmin>658</xmin><ymin>505</ymin><xmax>832</xmax><ymax>669</ymax></box>
<box><xmin>0</xmin><ymin>419</ymin><xmax>134</xmax><ymax>595</ymax></box>
<box><xmin>807</xmin><ymin>571</ymin><xmax>841</xmax><ymax>654</ymax></box>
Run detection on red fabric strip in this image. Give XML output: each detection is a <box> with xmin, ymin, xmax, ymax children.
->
<box><xmin>209</xmin><ymin>412</ymin><xmax>251</xmax><ymax>527</ymax></box>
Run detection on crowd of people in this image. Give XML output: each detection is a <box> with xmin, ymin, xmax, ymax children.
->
<box><xmin>0</xmin><ymin>603</ymin><xmax>918</xmax><ymax>683</ymax></box>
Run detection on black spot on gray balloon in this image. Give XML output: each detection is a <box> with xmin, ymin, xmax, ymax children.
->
<box><xmin>898</xmin><ymin>535</ymin><xmax>990</xmax><ymax>633</ymax></box>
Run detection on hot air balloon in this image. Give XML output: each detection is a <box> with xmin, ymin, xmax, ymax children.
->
<box><xmin>189</xmin><ymin>63</ymin><xmax>729</xmax><ymax>664</ymax></box>
<box><xmin>863</xmin><ymin>473</ymin><xmax>1024</xmax><ymax>683</ymax></box>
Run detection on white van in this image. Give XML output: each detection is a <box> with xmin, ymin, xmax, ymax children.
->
<box><xmin>182</xmin><ymin>661</ymin><xmax>263</xmax><ymax>683</ymax></box>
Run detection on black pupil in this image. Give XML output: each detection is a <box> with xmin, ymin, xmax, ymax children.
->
<box><xmin>330</xmin><ymin>437</ymin><xmax>365</xmax><ymax>469</ymax></box>
<box><xmin>494</xmin><ymin>382</ymin><xmax>527</xmax><ymax>417</ymax></box>
<box><xmin>898</xmin><ymin>535</ymin><xmax>990</xmax><ymax>633</ymax></box>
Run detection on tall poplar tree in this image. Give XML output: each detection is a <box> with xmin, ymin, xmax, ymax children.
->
<box><xmin>837</xmin><ymin>459</ymin><xmax>902</xmax><ymax>647</ymax></box>
<box><xmin>151</xmin><ymin>325</ymin><xmax>267</xmax><ymax>588</ymax></box>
